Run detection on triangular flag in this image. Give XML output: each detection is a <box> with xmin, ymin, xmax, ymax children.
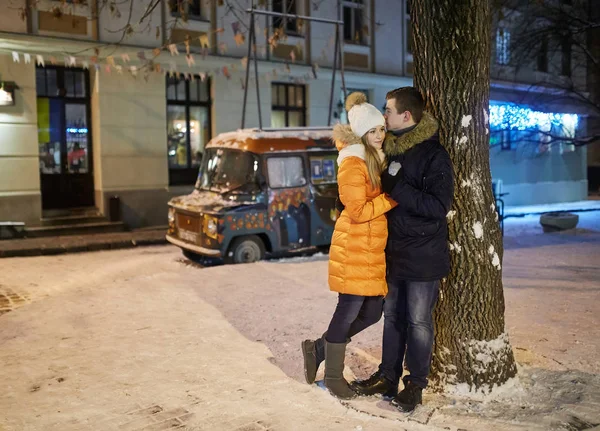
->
<box><xmin>24</xmin><ymin>53</ymin><xmax>31</xmax><ymax>64</ymax></box>
<box><xmin>186</xmin><ymin>54</ymin><xmax>195</xmax><ymax>67</ymax></box>
<box><xmin>168</xmin><ymin>44</ymin><xmax>179</xmax><ymax>56</ymax></box>
<box><xmin>200</xmin><ymin>73</ymin><xmax>207</xmax><ymax>81</ymax></box>
<box><xmin>49</xmin><ymin>56</ymin><xmax>57</xmax><ymax>65</ymax></box>
<box><xmin>121</xmin><ymin>53</ymin><xmax>130</xmax><ymax>63</ymax></box>
<box><xmin>105</xmin><ymin>64</ymin><xmax>111</xmax><ymax>73</ymax></box>
<box><xmin>218</xmin><ymin>42</ymin><xmax>227</xmax><ymax>55</ymax></box>
<box><xmin>130</xmin><ymin>66</ymin><xmax>138</xmax><ymax>77</ymax></box>
<box><xmin>290</xmin><ymin>50</ymin><xmax>296</xmax><ymax>62</ymax></box>
<box><xmin>241</xmin><ymin>57</ymin><xmax>248</xmax><ymax>69</ymax></box>
<box><xmin>137</xmin><ymin>51</ymin><xmax>146</xmax><ymax>61</ymax></box>
<box><xmin>154</xmin><ymin>64</ymin><xmax>161</xmax><ymax>74</ymax></box>
<box><xmin>234</xmin><ymin>33</ymin><xmax>245</xmax><ymax>47</ymax></box>
<box><xmin>12</xmin><ymin>52</ymin><xmax>19</xmax><ymax>63</ymax></box>
<box><xmin>152</xmin><ymin>48</ymin><xmax>161</xmax><ymax>57</ymax></box>
<box><xmin>36</xmin><ymin>55</ymin><xmax>45</xmax><ymax>67</ymax></box>
<box><xmin>199</xmin><ymin>34</ymin><xmax>210</xmax><ymax>49</ymax></box>
<box><xmin>106</xmin><ymin>56</ymin><xmax>115</xmax><ymax>66</ymax></box>
<box><xmin>231</xmin><ymin>22</ymin><xmax>241</xmax><ymax>35</ymax></box>
<box><xmin>115</xmin><ymin>65</ymin><xmax>123</xmax><ymax>74</ymax></box>
<box><xmin>68</xmin><ymin>56</ymin><xmax>76</xmax><ymax>67</ymax></box>
<box><xmin>82</xmin><ymin>61</ymin><xmax>89</xmax><ymax>69</ymax></box>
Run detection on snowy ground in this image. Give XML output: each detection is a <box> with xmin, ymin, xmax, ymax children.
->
<box><xmin>0</xmin><ymin>212</ymin><xmax>599</xmax><ymax>430</ymax></box>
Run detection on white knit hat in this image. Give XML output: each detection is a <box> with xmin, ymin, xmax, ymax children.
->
<box><xmin>345</xmin><ymin>92</ymin><xmax>386</xmax><ymax>138</ymax></box>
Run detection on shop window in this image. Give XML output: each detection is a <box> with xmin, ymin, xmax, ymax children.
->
<box><xmin>166</xmin><ymin>76</ymin><xmax>211</xmax><ymax>185</ymax></box>
<box><xmin>271</xmin><ymin>83</ymin><xmax>306</xmax><ymax>127</ymax></box>
<box><xmin>267</xmin><ymin>156</ymin><xmax>306</xmax><ymax>188</ymax></box>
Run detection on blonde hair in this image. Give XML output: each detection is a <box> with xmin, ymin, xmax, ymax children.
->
<box><xmin>361</xmin><ymin>135</ymin><xmax>386</xmax><ymax>191</ymax></box>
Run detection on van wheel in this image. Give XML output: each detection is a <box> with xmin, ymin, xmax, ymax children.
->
<box><xmin>226</xmin><ymin>235</ymin><xmax>265</xmax><ymax>264</ymax></box>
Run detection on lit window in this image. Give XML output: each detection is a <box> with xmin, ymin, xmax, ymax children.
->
<box><xmin>271</xmin><ymin>83</ymin><xmax>306</xmax><ymax>127</ymax></box>
<box><xmin>166</xmin><ymin>76</ymin><xmax>212</xmax><ymax>185</ymax></box>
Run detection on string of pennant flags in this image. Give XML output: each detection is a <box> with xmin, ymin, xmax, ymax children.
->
<box><xmin>6</xmin><ymin>21</ymin><xmax>337</xmax><ymax>88</ymax></box>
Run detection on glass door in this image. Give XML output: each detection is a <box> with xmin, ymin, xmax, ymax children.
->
<box><xmin>36</xmin><ymin>67</ymin><xmax>93</xmax><ymax>210</ymax></box>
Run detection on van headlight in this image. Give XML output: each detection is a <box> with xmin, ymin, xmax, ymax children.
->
<box><xmin>203</xmin><ymin>215</ymin><xmax>218</xmax><ymax>239</ymax></box>
<box><xmin>168</xmin><ymin>207</ymin><xmax>175</xmax><ymax>226</ymax></box>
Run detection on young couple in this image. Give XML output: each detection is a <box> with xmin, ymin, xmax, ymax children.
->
<box><xmin>301</xmin><ymin>87</ymin><xmax>454</xmax><ymax>412</ymax></box>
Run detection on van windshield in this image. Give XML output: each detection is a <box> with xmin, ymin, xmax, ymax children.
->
<box><xmin>195</xmin><ymin>148</ymin><xmax>260</xmax><ymax>194</ymax></box>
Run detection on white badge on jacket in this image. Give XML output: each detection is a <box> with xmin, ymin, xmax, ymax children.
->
<box><xmin>388</xmin><ymin>161</ymin><xmax>402</xmax><ymax>176</ymax></box>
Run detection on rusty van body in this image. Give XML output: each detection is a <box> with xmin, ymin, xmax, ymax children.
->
<box><xmin>166</xmin><ymin>127</ymin><xmax>339</xmax><ymax>264</ymax></box>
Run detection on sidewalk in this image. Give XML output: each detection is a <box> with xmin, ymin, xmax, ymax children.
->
<box><xmin>505</xmin><ymin>199</ymin><xmax>600</xmax><ymax>218</ymax></box>
<box><xmin>0</xmin><ymin>227</ymin><xmax>168</xmax><ymax>258</ymax></box>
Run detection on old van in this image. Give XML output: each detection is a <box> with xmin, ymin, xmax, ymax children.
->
<box><xmin>166</xmin><ymin>127</ymin><xmax>339</xmax><ymax>263</ymax></box>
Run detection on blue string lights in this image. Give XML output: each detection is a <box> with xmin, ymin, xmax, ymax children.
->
<box><xmin>489</xmin><ymin>103</ymin><xmax>578</xmax><ymax>135</ymax></box>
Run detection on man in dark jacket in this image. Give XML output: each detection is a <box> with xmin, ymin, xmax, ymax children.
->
<box><xmin>351</xmin><ymin>87</ymin><xmax>454</xmax><ymax>412</ymax></box>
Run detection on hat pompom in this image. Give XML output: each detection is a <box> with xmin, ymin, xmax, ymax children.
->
<box><xmin>345</xmin><ymin>91</ymin><xmax>367</xmax><ymax>112</ymax></box>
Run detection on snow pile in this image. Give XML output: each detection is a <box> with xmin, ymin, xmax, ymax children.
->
<box><xmin>169</xmin><ymin>189</ymin><xmax>254</xmax><ymax>211</ymax></box>
<box><xmin>472</xmin><ymin>221</ymin><xmax>484</xmax><ymax>239</ymax></box>
<box><xmin>207</xmin><ymin>127</ymin><xmax>334</xmax><ymax>147</ymax></box>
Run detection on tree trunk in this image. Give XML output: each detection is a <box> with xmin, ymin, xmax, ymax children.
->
<box><xmin>412</xmin><ymin>0</ymin><xmax>517</xmax><ymax>391</ymax></box>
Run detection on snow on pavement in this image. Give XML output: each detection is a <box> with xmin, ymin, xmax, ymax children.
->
<box><xmin>0</xmin><ymin>212</ymin><xmax>599</xmax><ymax>430</ymax></box>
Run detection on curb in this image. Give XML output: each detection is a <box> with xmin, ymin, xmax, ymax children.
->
<box><xmin>504</xmin><ymin>207</ymin><xmax>600</xmax><ymax>219</ymax></box>
<box><xmin>0</xmin><ymin>237</ymin><xmax>168</xmax><ymax>258</ymax></box>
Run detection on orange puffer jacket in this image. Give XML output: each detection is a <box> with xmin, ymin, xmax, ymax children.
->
<box><xmin>328</xmin><ymin>124</ymin><xmax>397</xmax><ymax>297</ymax></box>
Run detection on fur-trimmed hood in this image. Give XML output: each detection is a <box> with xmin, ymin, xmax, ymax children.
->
<box><xmin>332</xmin><ymin>124</ymin><xmax>365</xmax><ymax>165</ymax></box>
<box><xmin>332</xmin><ymin>123</ymin><xmax>361</xmax><ymax>150</ymax></box>
<box><xmin>383</xmin><ymin>111</ymin><xmax>439</xmax><ymax>156</ymax></box>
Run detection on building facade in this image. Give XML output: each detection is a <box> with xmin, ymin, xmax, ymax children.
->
<box><xmin>0</xmin><ymin>0</ymin><xmax>590</xmax><ymax>228</ymax></box>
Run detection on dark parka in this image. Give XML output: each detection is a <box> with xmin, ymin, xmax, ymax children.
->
<box><xmin>381</xmin><ymin>112</ymin><xmax>455</xmax><ymax>282</ymax></box>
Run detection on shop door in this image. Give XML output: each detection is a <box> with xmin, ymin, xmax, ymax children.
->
<box><xmin>36</xmin><ymin>67</ymin><xmax>94</xmax><ymax>210</ymax></box>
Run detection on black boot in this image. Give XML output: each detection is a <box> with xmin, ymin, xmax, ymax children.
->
<box><xmin>390</xmin><ymin>381</ymin><xmax>423</xmax><ymax>412</ymax></box>
<box><xmin>324</xmin><ymin>340</ymin><xmax>356</xmax><ymax>400</ymax></box>
<box><xmin>350</xmin><ymin>370</ymin><xmax>398</xmax><ymax>398</ymax></box>
<box><xmin>301</xmin><ymin>334</ymin><xmax>325</xmax><ymax>384</ymax></box>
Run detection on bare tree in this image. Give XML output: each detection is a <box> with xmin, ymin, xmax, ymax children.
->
<box><xmin>491</xmin><ymin>0</ymin><xmax>600</xmax><ymax>149</ymax></box>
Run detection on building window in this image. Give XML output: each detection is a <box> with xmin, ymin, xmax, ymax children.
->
<box><xmin>166</xmin><ymin>76</ymin><xmax>211</xmax><ymax>186</ymax></box>
<box><xmin>405</xmin><ymin>0</ymin><xmax>412</xmax><ymax>55</ymax></box>
<box><xmin>272</xmin><ymin>0</ymin><xmax>298</xmax><ymax>34</ymax></box>
<box><xmin>343</xmin><ymin>0</ymin><xmax>366</xmax><ymax>45</ymax></box>
<box><xmin>496</xmin><ymin>27</ymin><xmax>510</xmax><ymax>65</ymax></box>
<box><xmin>537</xmin><ymin>36</ymin><xmax>548</xmax><ymax>73</ymax></box>
<box><xmin>271</xmin><ymin>83</ymin><xmax>306</xmax><ymax>127</ymax></box>
<box><xmin>169</xmin><ymin>0</ymin><xmax>205</xmax><ymax>20</ymax></box>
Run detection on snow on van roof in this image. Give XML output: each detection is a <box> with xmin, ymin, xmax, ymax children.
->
<box><xmin>211</xmin><ymin>127</ymin><xmax>334</xmax><ymax>143</ymax></box>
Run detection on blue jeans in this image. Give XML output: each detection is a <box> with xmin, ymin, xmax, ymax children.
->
<box><xmin>315</xmin><ymin>294</ymin><xmax>383</xmax><ymax>362</ymax></box>
<box><xmin>378</xmin><ymin>280</ymin><xmax>440</xmax><ymax>389</ymax></box>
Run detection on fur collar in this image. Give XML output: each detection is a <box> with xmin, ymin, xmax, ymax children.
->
<box><xmin>337</xmin><ymin>144</ymin><xmax>365</xmax><ymax>165</ymax></box>
<box><xmin>383</xmin><ymin>112</ymin><xmax>439</xmax><ymax>156</ymax></box>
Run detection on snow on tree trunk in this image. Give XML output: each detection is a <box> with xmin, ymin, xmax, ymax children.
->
<box><xmin>411</xmin><ymin>0</ymin><xmax>517</xmax><ymax>392</ymax></box>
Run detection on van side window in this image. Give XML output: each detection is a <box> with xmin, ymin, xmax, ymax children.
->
<box><xmin>267</xmin><ymin>157</ymin><xmax>306</xmax><ymax>188</ymax></box>
<box><xmin>309</xmin><ymin>154</ymin><xmax>338</xmax><ymax>184</ymax></box>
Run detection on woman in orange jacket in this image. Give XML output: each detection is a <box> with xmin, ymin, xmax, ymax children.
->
<box><xmin>301</xmin><ymin>92</ymin><xmax>397</xmax><ymax>399</ymax></box>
